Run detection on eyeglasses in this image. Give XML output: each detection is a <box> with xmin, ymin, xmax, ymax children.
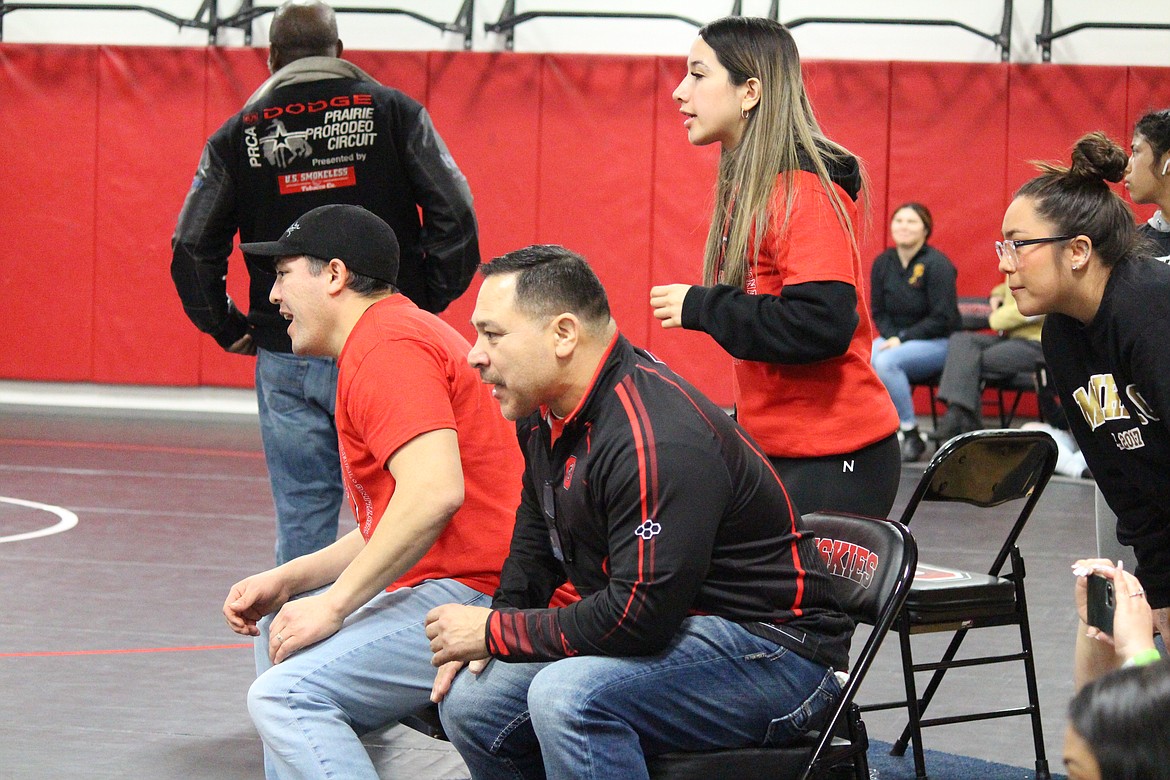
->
<box><xmin>995</xmin><ymin>235</ymin><xmax>1075</xmax><ymax>271</ymax></box>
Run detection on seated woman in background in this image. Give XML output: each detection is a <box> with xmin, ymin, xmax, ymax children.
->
<box><xmin>931</xmin><ymin>280</ymin><xmax>1043</xmax><ymax>441</ymax></box>
<box><xmin>1126</xmin><ymin>108</ymin><xmax>1170</xmax><ymax>260</ymax></box>
<box><xmin>870</xmin><ymin>202</ymin><xmax>961</xmax><ymax>462</ymax></box>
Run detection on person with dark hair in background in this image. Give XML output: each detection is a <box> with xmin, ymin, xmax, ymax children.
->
<box><xmin>1064</xmin><ymin>661</ymin><xmax>1170</xmax><ymax>780</ymax></box>
<box><xmin>222</xmin><ymin>205</ymin><xmax>517</xmax><ymax>779</ymax></box>
<box><xmin>1000</xmin><ymin>131</ymin><xmax>1170</xmax><ymax>650</ymax></box>
<box><xmin>429</xmin><ymin>245</ymin><xmax>853</xmax><ymax>780</ymax></box>
<box><xmin>1126</xmin><ymin>108</ymin><xmax>1170</xmax><ymax>260</ymax></box>
<box><xmin>650</xmin><ymin>16</ymin><xmax>900</xmax><ymax>519</ymax></box>
<box><xmin>870</xmin><ymin>202</ymin><xmax>962</xmax><ymax>462</ymax></box>
<box><xmin>172</xmin><ymin>0</ymin><xmax>479</xmax><ymax>565</ymax></box>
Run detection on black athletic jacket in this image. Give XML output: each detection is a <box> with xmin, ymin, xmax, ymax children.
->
<box><xmin>1139</xmin><ymin>220</ymin><xmax>1170</xmax><ymax>263</ymax></box>
<box><xmin>487</xmin><ymin>334</ymin><xmax>854</xmax><ymax>670</ymax></box>
<box><xmin>171</xmin><ymin>59</ymin><xmax>478</xmax><ymax>353</ymax></box>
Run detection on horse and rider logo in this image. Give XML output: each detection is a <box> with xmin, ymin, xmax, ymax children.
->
<box><xmin>260</xmin><ymin>119</ymin><xmax>313</xmax><ymax>168</ymax></box>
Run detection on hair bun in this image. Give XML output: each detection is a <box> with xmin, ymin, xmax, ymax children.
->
<box><xmin>1070</xmin><ymin>132</ymin><xmax>1127</xmax><ymax>184</ymax></box>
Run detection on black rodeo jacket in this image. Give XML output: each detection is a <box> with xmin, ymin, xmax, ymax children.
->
<box><xmin>487</xmin><ymin>335</ymin><xmax>854</xmax><ymax>671</ymax></box>
<box><xmin>172</xmin><ymin>58</ymin><xmax>479</xmax><ymax>353</ymax></box>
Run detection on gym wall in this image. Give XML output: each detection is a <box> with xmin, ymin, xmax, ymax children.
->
<box><xmin>0</xmin><ymin>44</ymin><xmax>1165</xmax><ymax>405</ymax></box>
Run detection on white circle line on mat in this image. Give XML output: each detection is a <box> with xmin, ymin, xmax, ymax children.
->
<box><xmin>0</xmin><ymin>496</ymin><xmax>79</xmax><ymax>544</ymax></box>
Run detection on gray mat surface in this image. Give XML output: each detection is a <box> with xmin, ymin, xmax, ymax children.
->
<box><xmin>0</xmin><ymin>407</ymin><xmax>1093</xmax><ymax>778</ymax></box>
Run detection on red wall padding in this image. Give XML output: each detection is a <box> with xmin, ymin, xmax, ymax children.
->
<box><xmin>888</xmin><ymin>63</ymin><xmax>1010</xmax><ymax>298</ymax></box>
<box><xmin>644</xmin><ymin>56</ymin><xmax>727</xmax><ymax>398</ymax></box>
<box><xmin>537</xmin><ymin>55</ymin><xmax>657</xmax><ymax>350</ymax></box>
<box><xmin>1006</xmin><ymin>64</ymin><xmax>1131</xmax><ymax>236</ymax></box>
<box><xmin>92</xmin><ymin>47</ymin><xmax>209</xmax><ymax>384</ymax></box>
<box><xmin>0</xmin><ymin>46</ymin><xmax>99</xmax><ymax>381</ymax></box>
<box><xmin>1</xmin><ymin>44</ymin><xmax>1169</xmax><ymax>408</ymax></box>
<box><xmin>426</xmin><ymin>52</ymin><xmax>543</xmax><ymax>335</ymax></box>
<box><xmin>804</xmin><ymin>60</ymin><xmax>892</xmax><ymax>268</ymax></box>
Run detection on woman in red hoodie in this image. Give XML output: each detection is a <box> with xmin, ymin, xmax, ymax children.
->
<box><xmin>651</xmin><ymin>15</ymin><xmax>899</xmax><ymax>518</ymax></box>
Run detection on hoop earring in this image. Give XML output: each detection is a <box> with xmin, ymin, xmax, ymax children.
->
<box><xmin>1161</xmin><ymin>158</ymin><xmax>1169</xmax><ymax>176</ymax></box>
<box><xmin>741</xmin><ymin>108</ymin><xmax>749</xmax><ymax>120</ymax></box>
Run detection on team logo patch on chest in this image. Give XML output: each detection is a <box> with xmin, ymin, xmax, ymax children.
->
<box><xmin>563</xmin><ymin>456</ymin><xmax>577</xmax><ymax>489</ymax></box>
<box><xmin>635</xmin><ymin>519</ymin><xmax>662</xmax><ymax>540</ymax></box>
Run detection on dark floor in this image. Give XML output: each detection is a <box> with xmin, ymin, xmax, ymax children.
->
<box><xmin>0</xmin><ymin>405</ymin><xmax>1093</xmax><ymax>779</ymax></box>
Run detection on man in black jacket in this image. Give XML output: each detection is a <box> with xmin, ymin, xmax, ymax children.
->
<box><xmin>425</xmin><ymin>245</ymin><xmax>852</xmax><ymax>780</ymax></box>
<box><xmin>171</xmin><ymin>0</ymin><xmax>479</xmax><ymax>565</ymax></box>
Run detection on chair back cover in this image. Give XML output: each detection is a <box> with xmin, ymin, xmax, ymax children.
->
<box><xmin>807</xmin><ymin>512</ymin><xmax>916</xmax><ymax>628</ymax></box>
<box><xmin>906</xmin><ymin>429</ymin><xmax>1058</xmax><ymax>511</ymax></box>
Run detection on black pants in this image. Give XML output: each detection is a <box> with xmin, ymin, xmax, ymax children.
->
<box><xmin>770</xmin><ymin>433</ymin><xmax>901</xmax><ymax>519</ymax></box>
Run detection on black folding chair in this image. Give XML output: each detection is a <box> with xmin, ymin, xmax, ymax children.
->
<box><xmin>864</xmin><ymin>429</ymin><xmax>1058</xmax><ymax>780</ymax></box>
<box><xmin>983</xmin><ymin>370</ymin><xmax>1036</xmax><ymax>427</ymax></box>
<box><xmin>399</xmin><ymin>706</ymin><xmax>447</xmax><ymax>741</ymax></box>
<box><xmin>647</xmin><ymin>512</ymin><xmax>917</xmax><ymax>780</ymax></box>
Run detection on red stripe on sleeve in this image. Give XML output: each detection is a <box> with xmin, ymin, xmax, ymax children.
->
<box><xmin>604</xmin><ymin>382</ymin><xmax>655</xmax><ymax>640</ymax></box>
<box><xmin>487</xmin><ymin>610</ymin><xmax>509</xmax><ymax>656</ymax></box>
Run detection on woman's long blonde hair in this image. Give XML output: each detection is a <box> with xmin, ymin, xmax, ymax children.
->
<box><xmin>699</xmin><ymin>16</ymin><xmax>861</xmax><ymax>288</ymax></box>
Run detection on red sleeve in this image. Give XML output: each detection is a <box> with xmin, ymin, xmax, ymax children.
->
<box><xmin>773</xmin><ymin>172</ymin><xmax>859</xmax><ymax>287</ymax></box>
<box><xmin>345</xmin><ymin>338</ymin><xmax>457</xmax><ymax>467</ymax></box>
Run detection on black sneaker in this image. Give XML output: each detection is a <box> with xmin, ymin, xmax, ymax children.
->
<box><xmin>930</xmin><ymin>406</ymin><xmax>981</xmax><ymax>442</ymax></box>
<box><xmin>901</xmin><ymin>428</ymin><xmax>926</xmax><ymax>462</ymax></box>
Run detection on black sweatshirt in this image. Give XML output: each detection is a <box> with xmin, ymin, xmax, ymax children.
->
<box><xmin>1139</xmin><ymin>220</ymin><xmax>1170</xmax><ymax>262</ymax></box>
<box><xmin>870</xmin><ymin>245</ymin><xmax>960</xmax><ymax>341</ymax></box>
<box><xmin>1043</xmin><ymin>257</ymin><xmax>1170</xmax><ymax>608</ymax></box>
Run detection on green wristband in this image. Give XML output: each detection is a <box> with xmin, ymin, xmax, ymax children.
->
<box><xmin>1123</xmin><ymin>647</ymin><xmax>1164</xmax><ymax>667</ymax></box>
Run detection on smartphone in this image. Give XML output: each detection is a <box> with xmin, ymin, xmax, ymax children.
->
<box><xmin>1086</xmin><ymin>574</ymin><xmax>1116</xmax><ymax>635</ymax></box>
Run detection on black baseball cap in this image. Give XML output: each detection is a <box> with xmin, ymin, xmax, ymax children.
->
<box><xmin>240</xmin><ymin>204</ymin><xmax>400</xmax><ymax>285</ymax></box>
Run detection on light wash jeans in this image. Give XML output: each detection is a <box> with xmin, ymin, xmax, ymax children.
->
<box><xmin>871</xmin><ymin>337</ymin><xmax>949</xmax><ymax>426</ymax></box>
<box><xmin>439</xmin><ymin>615</ymin><xmax>840</xmax><ymax>780</ymax></box>
<box><xmin>255</xmin><ymin>348</ymin><xmax>343</xmax><ymax>565</ymax></box>
<box><xmin>249</xmin><ymin>579</ymin><xmax>492</xmax><ymax>780</ymax></box>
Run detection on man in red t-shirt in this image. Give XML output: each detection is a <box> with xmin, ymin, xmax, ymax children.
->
<box><xmin>221</xmin><ymin>203</ymin><xmax>522</xmax><ymax>779</ymax></box>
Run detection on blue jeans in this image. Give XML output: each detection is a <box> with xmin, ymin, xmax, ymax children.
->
<box><xmin>249</xmin><ymin>579</ymin><xmax>492</xmax><ymax>780</ymax></box>
<box><xmin>255</xmin><ymin>348</ymin><xmax>344</xmax><ymax>565</ymax></box>
<box><xmin>871</xmin><ymin>337</ymin><xmax>949</xmax><ymax>425</ymax></box>
<box><xmin>440</xmin><ymin>615</ymin><xmax>840</xmax><ymax>780</ymax></box>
